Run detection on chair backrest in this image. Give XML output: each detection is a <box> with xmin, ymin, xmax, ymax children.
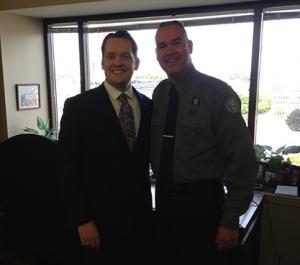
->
<box><xmin>0</xmin><ymin>134</ymin><xmax>79</xmax><ymax>264</ymax></box>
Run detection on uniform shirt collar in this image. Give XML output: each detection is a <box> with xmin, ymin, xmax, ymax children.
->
<box><xmin>104</xmin><ymin>81</ymin><xmax>134</xmax><ymax>100</ymax></box>
<box><xmin>168</xmin><ymin>64</ymin><xmax>196</xmax><ymax>97</ymax></box>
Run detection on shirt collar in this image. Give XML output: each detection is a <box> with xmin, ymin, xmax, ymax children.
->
<box><xmin>104</xmin><ymin>81</ymin><xmax>134</xmax><ymax>100</ymax></box>
<box><xmin>167</xmin><ymin>64</ymin><xmax>196</xmax><ymax>97</ymax></box>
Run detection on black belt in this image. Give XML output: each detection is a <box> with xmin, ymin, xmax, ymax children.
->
<box><xmin>168</xmin><ymin>179</ymin><xmax>221</xmax><ymax>195</ymax></box>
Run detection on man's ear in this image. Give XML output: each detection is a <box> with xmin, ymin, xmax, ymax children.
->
<box><xmin>101</xmin><ymin>58</ymin><xmax>104</xmax><ymax>69</ymax></box>
<box><xmin>135</xmin><ymin>57</ymin><xmax>140</xmax><ymax>70</ymax></box>
<box><xmin>188</xmin><ymin>40</ymin><xmax>193</xmax><ymax>54</ymax></box>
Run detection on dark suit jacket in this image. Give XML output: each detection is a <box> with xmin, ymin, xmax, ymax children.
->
<box><xmin>58</xmin><ymin>84</ymin><xmax>153</xmax><ymax>242</ymax></box>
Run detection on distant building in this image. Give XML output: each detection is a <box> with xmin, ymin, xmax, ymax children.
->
<box><xmin>272</xmin><ymin>93</ymin><xmax>300</xmax><ymax>116</ymax></box>
<box><xmin>131</xmin><ymin>79</ymin><xmax>158</xmax><ymax>98</ymax></box>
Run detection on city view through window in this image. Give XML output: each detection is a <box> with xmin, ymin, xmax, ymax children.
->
<box><xmin>52</xmin><ymin>32</ymin><xmax>81</xmax><ymax>125</ymax></box>
<box><xmin>256</xmin><ymin>18</ymin><xmax>300</xmax><ymax>165</ymax></box>
<box><xmin>52</xmin><ymin>16</ymin><xmax>300</xmax><ymax>165</ymax></box>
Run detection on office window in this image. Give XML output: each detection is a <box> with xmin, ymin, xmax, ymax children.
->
<box><xmin>88</xmin><ymin>31</ymin><xmax>106</xmax><ymax>89</ymax></box>
<box><xmin>188</xmin><ymin>22</ymin><xmax>253</xmax><ymax>124</ymax></box>
<box><xmin>87</xmin><ymin>15</ymin><xmax>253</xmax><ymax>104</ymax></box>
<box><xmin>256</xmin><ymin>17</ymin><xmax>300</xmax><ymax>165</ymax></box>
<box><xmin>46</xmin><ymin>5</ymin><xmax>300</xmax><ymax>166</ymax></box>
<box><xmin>48</xmin><ymin>14</ymin><xmax>254</xmax><ymax>129</ymax></box>
<box><xmin>51</xmin><ymin>29</ymin><xmax>81</xmax><ymax>129</ymax></box>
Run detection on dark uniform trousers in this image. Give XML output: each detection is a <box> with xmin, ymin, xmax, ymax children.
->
<box><xmin>155</xmin><ymin>86</ymin><xmax>232</xmax><ymax>265</ymax></box>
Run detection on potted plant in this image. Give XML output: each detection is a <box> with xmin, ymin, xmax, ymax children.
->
<box><xmin>23</xmin><ymin>116</ymin><xmax>58</xmax><ymax>141</ymax></box>
<box><xmin>254</xmin><ymin>144</ymin><xmax>300</xmax><ymax>170</ymax></box>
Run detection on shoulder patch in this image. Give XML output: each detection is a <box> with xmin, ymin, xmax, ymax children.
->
<box><xmin>225</xmin><ymin>97</ymin><xmax>240</xmax><ymax>113</ymax></box>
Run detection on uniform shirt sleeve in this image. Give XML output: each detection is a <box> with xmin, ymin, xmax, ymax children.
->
<box><xmin>212</xmin><ymin>85</ymin><xmax>258</xmax><ymax>229</ymax></box>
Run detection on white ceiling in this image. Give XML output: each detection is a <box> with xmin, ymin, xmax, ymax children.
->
<box><xmin>3</xmin><ymin>0</ymin><xmax>258</xmax><ymax>19</ymax></box>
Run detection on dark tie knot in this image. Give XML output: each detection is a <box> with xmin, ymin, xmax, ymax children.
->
<box><xmin>169</xmin><ymin>86</ymin><xmax>179</xmax><ymax>104</ymax></box>
<box><xmin>169</xmin><ymin>86</ymin><xmax>178</xmax><ymax>98</ymax></box>
<box><xmin>118</xmin><ymin>93</ymin><xmax>128</xmax><ymax>103</ymax></box>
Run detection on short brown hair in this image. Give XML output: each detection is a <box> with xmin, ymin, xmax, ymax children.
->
<box><xmin>101</xmin><ymin>30</ymin><xmax>138</xmax><ymax>57</ymax></box>
<box><xmin>156</xmin><ymin>20</ymin><xmax>189</xmax><ymax>40</ymax></box>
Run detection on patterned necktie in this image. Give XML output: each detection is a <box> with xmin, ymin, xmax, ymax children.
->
<box><xmin>118</xmin><ymin>93</ymin><xmax>136</xmax><ymax>150</ymax></box>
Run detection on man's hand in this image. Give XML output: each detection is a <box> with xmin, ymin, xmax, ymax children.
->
<box><xmin>215</xmin><ymin>225</ymin><xmax>239</xmax><ymax>250</ymax></box>
<box><xmin>78</xmin><ymin>220</ymin><xmax>101</xmax><ymax>248</ymax></box>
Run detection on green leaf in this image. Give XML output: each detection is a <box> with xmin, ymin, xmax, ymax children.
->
<box><xmin>263</xmin><ymin>145</ymin><xmax>272</xmax><ymax>151</ymax></box>
<box><xmin>44</xmin><ymin>120</ymin><xmax>51</xmax><ymax>133</ymax></box>
<box><xmin>23</xmin><ymin>116</ymin><xmax>58</xmax><ymax>141</ymax></box>
<box><xmin>37</xmin><ymin>116</ymin><xmax>45</xmax><ymax>130</ymax></box>
<box><xmin>282</xmin><ymin>146</ymin><xmax>300</xmax><ymax>155</ymax></box>
<box><xmin>254</xmin><ymin>144</ymin><xmax>267</xmax><ymax>161</ymax></box>
<box><xmin>51</xmin><ymin>130</ymin><xmax>58</xmax><ymax>140</ymax></box>
<box><xmin>268</xmin><ymin>156</ymin><xmax>285</xmax><ymax>170</ymax></box>
<box><xmin>276</xmin><ymin>145</ymin><xmax>286</xmax><ymax>154</ymax></box>
<box><xmin>46</xmin><ymin>127</ymin><xmax>54</xmax><ymax>138</ymax></box>
<box><xmin>23</xmin><ymin>127</ymin><xmax>39</xmax><ymax>134</ymax></box>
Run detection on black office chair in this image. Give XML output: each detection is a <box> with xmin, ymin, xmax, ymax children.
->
<box><xmin>0</xmin><ymin>134</ymin><xmax>81</xmax><ymax>265</ymax></box>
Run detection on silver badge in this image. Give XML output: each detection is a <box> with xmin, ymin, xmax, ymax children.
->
<box><xmin>225</xmin><ymin>97</ymin><xmax>240</xmax><ymax>113</ymax></box>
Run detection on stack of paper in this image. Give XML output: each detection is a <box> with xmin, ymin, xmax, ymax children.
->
<box><xmin>275</xmin><ymin>185</ymin><xmax>298</xmax><ymax>197</ymax></box>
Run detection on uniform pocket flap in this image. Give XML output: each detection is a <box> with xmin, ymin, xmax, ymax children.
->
<box><xmin>178</xmin><ymin>119</ymin><xmax>207</xmax><ymax>129</ymax></box>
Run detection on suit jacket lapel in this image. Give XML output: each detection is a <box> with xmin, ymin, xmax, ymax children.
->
<box><xmin>133</xmin><ymin>88</ymin><xmax>148</xmax><ymax>146</ymax></box>
<box><xmin>93</xmin><ymin>85</ymin><xmax>149</xmax><ymax>152</ymax></box>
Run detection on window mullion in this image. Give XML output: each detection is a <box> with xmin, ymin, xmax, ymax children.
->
<box><xmin>248</xmin><ymin>7</ymin><xmax>264</xmax><ymax>142</ymax></box>
<box><xmin>78</xmin><ymin>22</ymin><xmax>89</xmax><ymax>92</ymax></box>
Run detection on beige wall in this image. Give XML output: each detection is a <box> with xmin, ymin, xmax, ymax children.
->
<box><xmin>0</xmin><ymin>36</ymin><xmax>7</xmax><ymax>141</ymax></box>
<box><xmin>0</xmin><ymin>0</ymin><xmax>107</xmax><ymax>11</ymax></box>
<box><xmin>0</xmin><ymin>13</ymin><xmax>48</xmax><ymax>139</ymax></box>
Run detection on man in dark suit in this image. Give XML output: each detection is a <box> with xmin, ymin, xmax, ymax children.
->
<box><xmin>58</xmin><ymin>30</ymin><xmax>153</xmax><ymax>265</ymax></box>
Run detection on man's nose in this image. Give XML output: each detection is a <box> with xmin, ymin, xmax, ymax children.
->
<box><xmin>113</xmin><ymin>56</ymin><xmax>123</xmax><ymax>65</ymax></box>
<box><xmin>165</xmin><ymin>44</ymin><xmax>175</xmax><ymax>54</ymax></box>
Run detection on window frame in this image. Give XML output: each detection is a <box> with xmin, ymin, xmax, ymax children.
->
<box><xmin>43</xmin><ymin>0</ymin><xmax>300</xmax><ymax>140</ymax></box>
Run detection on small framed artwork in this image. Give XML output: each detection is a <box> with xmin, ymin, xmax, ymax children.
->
<box><xmin>16</xmin><ymin>84</ymin><xmax>40</xmax><ymax>110</ymax></box>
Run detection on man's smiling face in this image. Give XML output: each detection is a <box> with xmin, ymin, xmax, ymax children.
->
<box><xmin>155</xmin><ymin>24</ymin><xmax>193</xmax><ymax>81</ymax></box>
<box><xmin>102</xmin><ymin>37</ymin><xmax>139</xmax><ymax>91</ymax></box>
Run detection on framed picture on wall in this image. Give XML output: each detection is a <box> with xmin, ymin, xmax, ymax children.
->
<box><xmin>16</xmin><ymin>84</ymin><xmax>40</xmax><ymax>110</ymax></box>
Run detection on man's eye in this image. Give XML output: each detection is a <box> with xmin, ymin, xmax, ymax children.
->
<box><xmin>173</xmin><ymin>40</ymin><xmax>182</xmax><ymax>46</ymax></box>
<box><xmin>157</xmin><ymin>43</ymin><xmax>166</xmax><ymax>49</ymax></box>
<box><xmin>122</xmin><ymin>54</ymin><xmax>131</xmax><ymax>60</ymax></box>
<box><xmin>105</xmin><ymin>54</ymin><xmax>114</xmax><ymax>59</ymax></box>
